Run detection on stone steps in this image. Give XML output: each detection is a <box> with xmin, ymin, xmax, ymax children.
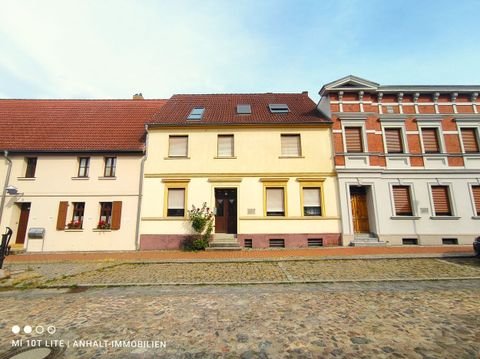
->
<box><xmin>350</xmin><ymin>233</ymin><xmax>386</xmax><ymax>247</ymax></box>
<box><xmin>207</xmin><ymin>234</ymin><xmax>242</xmax><ymax>251</ymax></box>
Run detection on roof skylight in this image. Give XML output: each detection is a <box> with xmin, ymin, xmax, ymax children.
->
<box><xmin>237</xmin><ymin>104</ymin><xmax>251</xmax><ymax>114</ymax></box>
<box><xmin>187</xmin><ymin>107</ymin><xmax>205</xmax><ymax>120</ymax></box>
<box><xmin>269</xmin><ymin>104</ymin><xmax>290</xmax><ymax>113</ymax></box>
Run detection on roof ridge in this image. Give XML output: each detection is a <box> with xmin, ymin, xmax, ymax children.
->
<box><xmin>0</xmin><ymin>98</ymin><xmax>168</xmax><ymax>101</ymax></box>
<box><xmin>171</xmin><ymin>92</ymin><xmax>309</xmax><ymax>96</ymax></box>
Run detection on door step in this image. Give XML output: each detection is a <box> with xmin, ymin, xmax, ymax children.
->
<box><xmin>207</xmin><ymin>234</ymin><xmax>242</xmax><ymax>251</ymax></box>
<box><xmin>7</xmin><ymin>244</ymin><xmax>26</xmax><ymax>255</ymax></box>
<box><xmin>350</xmin><ymin>233</ymin><xmax>385</xmax><ymax>247</ymax></box>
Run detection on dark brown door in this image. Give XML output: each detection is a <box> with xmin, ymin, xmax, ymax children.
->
<box><xmin>16</xmin><ymin>203</ymin><xmax>31</xmax><ymax>244</ymax></box>
<box><xmin>214</xmin><ymin>189</ymin><xmax>237</xmax><ymax>234</ymax></box>
<box><xmin>350</xmin><ymin>187</ymin><xmax>370</xmax><ymax>233</ymax></box>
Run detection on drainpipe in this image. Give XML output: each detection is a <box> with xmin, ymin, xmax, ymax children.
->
<box><xmin>0</xmin><ymin>151</ymin><xmax>12</xmax><ymax>229</ymax></box>
<box><xmin>134</xmin><ymin>125</ymin><xmax>149</xmax><ymax>251</ymax></box>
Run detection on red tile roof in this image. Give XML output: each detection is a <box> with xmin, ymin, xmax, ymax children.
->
<box><xmin>0</xmin><ymin>99</ymin><xmax>167</xmax><ymax>152</ymax></box>
<box><xmin>150</xmin><ymin>93</ymin><xmax>329</xmax><ymax>126</ymax></box>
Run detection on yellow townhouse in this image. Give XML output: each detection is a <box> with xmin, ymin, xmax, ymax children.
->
<box><xmin>140</xmin><ymin>93</ymin><xmax>341</xmax><ymax>249</ymax></box>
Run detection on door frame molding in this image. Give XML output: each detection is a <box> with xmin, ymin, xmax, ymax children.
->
<box><xmin>345</xmin><ymin>181</ymin><xmax>379</xmax><ymax>236</ymax></box>
<box><xmin>15</xmin><ymin>202</ymin><xmax>31</xmax><ymax>245</ymax></box>
<box><xmin>212</xmin><ymin>185</ymin><xmax>239</xmax><ymax>234</ymax></box>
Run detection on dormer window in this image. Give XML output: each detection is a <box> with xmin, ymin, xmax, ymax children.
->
<box><xmin>237</xmin><ymin>104</ymin><xmax>251</xmax><ymax>114</ymax></box>
<box><xmin>187</xmin><ymin>107</ymin><xmax>205</xmax><ymax>120</ymax></box>
<box><xmin>269</xmin><ymin>104</ymin><xmax>289</xmax><ymax>113</ymax></box>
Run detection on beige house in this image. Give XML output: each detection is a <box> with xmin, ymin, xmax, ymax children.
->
<box><xmin>0</xmin><ymin>98</ymin><xmax>166</xmax><ymax>252</ymax></box>
<box><xmin>140</xmin><ymin>93</ymin><xmax>341</xmax><ymax>249</ymax></box>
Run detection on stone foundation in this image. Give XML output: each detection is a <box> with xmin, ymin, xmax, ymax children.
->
<box><xmin>140</xmin><ymin>233</ymin><xmax>342</xmax><ymax>250</ymax></box>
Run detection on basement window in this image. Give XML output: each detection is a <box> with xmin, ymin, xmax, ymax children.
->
<box><xmin>442</xmin><ymin>238</ymin><xmax>458</xmax><ymax>245</ymax></box>
<box><xmin>269</xmin><ymin>239</ymin><xmax>285</xmax><ymax>248</ymax></box>
<box><xmin>244</xmin><ymin>239</ymin><xmax>253</xmax><ymax>248</ymax></box>
<box><xmin>402</xmin><ymin>238</ymin><xmax>418</xmax><ymax>245</ymax></box>
<box><xmin>269</xmin><ymin>104</ymin><xmax>290</xmax><ymax>113</ymax></box>
<box><xmin>308</xmin><ymin>238</ymin><xmax>323</xmax><ymax>247</ymax></box>
<box><xmin>187</xmin><ymin>107</ymin><xmax>205</xmax><ymax>120</ymax></box>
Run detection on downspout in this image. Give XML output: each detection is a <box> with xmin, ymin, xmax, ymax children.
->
<box><xmin>0</xmin><ymin>151</ymin><xmax>12</xmax><ymax>229</ymax></box>
<box><xmin>134</xmin><ymin>125</ymin><xmax>149</xmax><ymax>251</ymax></box>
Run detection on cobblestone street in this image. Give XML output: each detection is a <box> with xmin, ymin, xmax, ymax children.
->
<box><xmin>2</xmin><ymin>257</ymin><xmax>480</xmax><ymax>287</ymax></box>
<box><xmin>0</xmin><ymin>280</ymin><xmax>479</xmax><ymax>358</ymax></box>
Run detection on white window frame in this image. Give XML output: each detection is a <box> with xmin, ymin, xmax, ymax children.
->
<box><xmin>388</xmin><ymin>182</ymin><xmax>417</xmax><ymax>218</ymax></box>
<box><xmin>458</xmin><ymin>125</ymin><xmax>480</xmax><ymax>154</ymax></box>
<box><xmin>418</xmin><ymin>120</ymin><xmax>445</xmax><ymax>154</ymax></box>
<box><xmin>341</xmin><ymin>119</ymin><xmax>368</xmax><ymax>153</ymax></box>
<box><xmin>427</xmin><ymin>182</ymin><xmax>458</xmax><ymax>218</ymax></box>
<box><xmin>468</xmin><ymin>182</ymin><xmax>480</xmax><ymax>218</ymax></box>
<box><xmin>380</xmin><ymin>120</ymin><xmax>409</xmax><ymax>154</ymax></box>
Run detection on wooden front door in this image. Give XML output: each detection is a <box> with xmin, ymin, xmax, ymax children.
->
<box><xmin>214</xmin><ymin>189</ymin><xmax>237</xmax><ymax>234</ymax></box>
<box><xmin>350</xmin><ymin>187</ymin><xmax>370</xmax><ymax>233</ymax></box>
<box><xmin>16</xmin><ymin>203</ymin><xmax>31</xmax><ymax>244</ymax></box>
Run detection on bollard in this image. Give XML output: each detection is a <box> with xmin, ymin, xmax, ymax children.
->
<box><xmin>0</xmin><ymin>227</ymin><xmax>13</xmax><ymax>269</ymax></box>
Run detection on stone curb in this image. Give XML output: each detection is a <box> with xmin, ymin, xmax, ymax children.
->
<box><xmin>3</xmin><ymin>252</ymin><xmax>475</xmax><ymax>265</ymax></box>
<box><xmin>34</xmin><ymin>276</ymin><xmax>480</xmax><ymax>289</ymax></box>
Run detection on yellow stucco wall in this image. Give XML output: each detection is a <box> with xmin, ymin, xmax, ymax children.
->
<box><xmin>141</xmin><ymin>126</ymin><xmax>340</xmax><ymax>235</ymax></box>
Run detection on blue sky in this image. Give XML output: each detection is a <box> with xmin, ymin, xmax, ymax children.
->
<box><xmin>0</xmin><ymin>0</ymin><xmax>479</xmax><ymax>101</ymax></box>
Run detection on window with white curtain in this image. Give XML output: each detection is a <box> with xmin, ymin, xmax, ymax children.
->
<box><xmin>167</xmin><ymin>188</ymin><xmax>185</xmax><ymax>217</ymax></box>
<box><xmin>303</xmin><ymin>187</ymin><xmax>321</xmax><ymax>216</ymax></box>
<box><xmin>281</xmin><ymin>134</ymin><xmax>301</xmax><ymax>157</ymax></box>
<box><xmin>266</xmin><ymin>188</ymin><xmax>285</xmax><ymax>216</ymax></box>
<box><xmin>169</xmin><ymin>136</ymin><xmax>188</xmax><ymax>157</ymax></box>
<box><xmin>217</xmin><ymin>135</ymin><xmax>234</xmax><ymax>157</ymax></box>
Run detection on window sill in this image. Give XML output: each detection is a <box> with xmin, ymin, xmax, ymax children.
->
<box><xmin>214</xmin><ymin>156</ymin><xmax>237</xmax><ymax>159</ymax></box>
<box><xmin>17</xmin><ymin>177</ymin><xmax>36</xmax><ymax>181</ymax></box>
<box><xmin>278</xmin><ymin>156</ymin><xmax>305</xmax><ymax>159</ymax></box>
<box><xmin>430</xmin><ymin>216</ymin><xmax>460</xmax><ymax>220</ymax></box>
<box><xmin>390</xmin><ymin>216</ymin><xmax>421</xmax><ymax>220</ymax></box>
<box><xmin>98</xmin><ymin>176</ymin><xmax>117</xmax><ymax>180</ymax></box>
<box><xmin>71</xmin><ymin>177</ymin><xmax>89</xmax><ymax>180</ymax></box>
<box><xmin>164</xmin><ymin>157</ymin><xmax>190</xmax><ymax>160</ymax></box>
<box><xmin>64</xmin><ymin>229</ymin><xmax>84</xmax><ymax>232</ymax></box>
<box><xmin>92</xmin><ymin>229</ymin><xmax>112</xmax><ymax>232</ymax></box>
<box><xmin>472</xmin><ymin>216</ymin><xmax>480</xmax><ymax>220</ymax></box>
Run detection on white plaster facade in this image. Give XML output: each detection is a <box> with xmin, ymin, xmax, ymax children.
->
<box><xmin>1</xmin><ymin>154</ymin><xmax>142</xmax><ymax>251</ymax></box>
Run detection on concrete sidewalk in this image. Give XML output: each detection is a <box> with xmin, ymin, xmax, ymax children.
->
<box><xmin>4</xmin><ymin>245</ymin><xmax>475</xmax><ymax>263</ymax></box>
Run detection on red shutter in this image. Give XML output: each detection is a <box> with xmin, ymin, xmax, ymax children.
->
<box><xmin>472</xmin><ymin>186</ymin><xmax>480</xmax><ymax>216</ymax></box>
<box><xmin>393</xmin><ymin>186</ymin><xmax>412</xmax><ymax>216</ymax></box>
<box><xmin>461</xmin><ymin>128</ymin><xmax>479</xmax><ymax>153</ymax></box>
<box><xmin>422</xmin><ymin>128</ymin><xmax>440</xmax><ymax>153</ymax></box>
<box><xmin>111</xmin><ymin>201</ymin><xmax>122</xmax><ymax>230</ymax></box>
<box><xmin>56</xmin><ymin>201</ymin><xmax>68</xmax><ymax>230</ymax></box>
<box><xmin>431</xmin><ymin>186</ymin><xmax>451</xmax><ymax>216</ymax></box>
<box><xmin>345</xmin><ymin>127</ymin><xmax>363</xmax><ymax>153</ymax></box>
<box><xmin>385</xmin><ymin>128</ymin><xmax>403</xmax><ymax>153</ymax></box>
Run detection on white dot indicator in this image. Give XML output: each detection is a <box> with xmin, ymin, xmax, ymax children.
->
<box><xmin>47</xmin><ymin>326</ymin><xmax>56</xmax><ymax>334</ymax></box>
<box><xmin>35</xmin><ymin>326</ymin><xmax>45</xmax><ymax>334</ymax></box>
<box><xmin>24</xmin><ymin>325</ymin><xmax>32</xmax><ymax>334</ymax></box>
<box><xmin>12</xmin><ymin>325</ymin><xmax>20</xmax><ymax>334</ymax></box>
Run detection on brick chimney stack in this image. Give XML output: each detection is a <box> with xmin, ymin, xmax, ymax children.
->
<box><xmin>133</xmin><ymin>93</ymin><xmax>144</xmax><ymax>100</ymax></box>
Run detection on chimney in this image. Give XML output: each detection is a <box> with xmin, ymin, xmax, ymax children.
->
<box><xmin>133</xmin><ymin>93</ymin><xmax>144</xmax><ymax>100</ymax></box>
<box><xmin>302</xmin><ymin>91</ymin><xmax>308</xmax><ymax>95</ymax></box>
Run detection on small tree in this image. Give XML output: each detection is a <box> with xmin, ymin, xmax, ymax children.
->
<box><xmin>186</xmin><ymin>202</ymin><xmax>214</xmax><ymax>250</ymax></box>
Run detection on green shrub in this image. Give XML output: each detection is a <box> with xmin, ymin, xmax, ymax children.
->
<box><xmin>185</xmin><ymin>203</ymin><xmax>214</xmax><ymax>251</ymax></box>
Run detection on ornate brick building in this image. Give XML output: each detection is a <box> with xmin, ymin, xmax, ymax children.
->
<box><xmin>318</xmin><ymin>75</ymin><xmax>480</xmax><ymax>246</ymax></box>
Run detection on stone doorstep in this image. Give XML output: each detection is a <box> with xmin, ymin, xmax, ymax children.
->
<box><xmin>205</xmin><ymin>247</ymin><xmax>242</xmax><ymax>251</ymax></box>
<box><xmin>350</xmin><ymin>241</ymin><xmax>387</xmax><ymax>247</ymax></box>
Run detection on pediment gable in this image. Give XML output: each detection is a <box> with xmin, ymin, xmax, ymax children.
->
<box><xmin>319</xmin><ymin>75</ymin><xmax>379</xmax><ymax>95</ymax></box>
